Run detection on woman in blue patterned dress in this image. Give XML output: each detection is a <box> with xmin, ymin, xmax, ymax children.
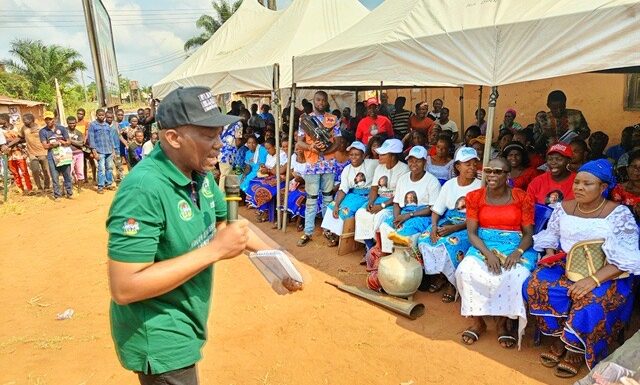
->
<box><xmin>417</xmin><ymin>147</ymin><xmax>482</xmax><ymax>302</ymax></box>
<box><xmin>524</xmin><ymin>159</ymin><xmax>640</xmax><ymax>378</ymax></box>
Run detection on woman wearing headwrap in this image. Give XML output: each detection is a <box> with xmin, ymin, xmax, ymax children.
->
<box><xmin>524</xmin><ymin>159</ymin><xmax>640</xmax><ymax>378</ymax></box>
<box><xmin>499</xmin><ymin>108</ymin><xmax>523</xmax><ymax>132</ymax></box>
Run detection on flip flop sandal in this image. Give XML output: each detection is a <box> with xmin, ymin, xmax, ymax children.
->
<box><xmin>327</xmin><ymin>235</ymin><xmax>339</xmax><ymax>247</ymax></box>
<box><xmin>428</xmin><ymin>281</ymin><xmax>445</xmax><ymax>293</ymax></box>
<box><xmin>297</xmin><ymin>234</ymin><xmax>312</xmax><ymax>247</ymax></box>
<box><xmin>322</xmin><ymin>229</ymin><xmax>332</xmax><ymax>240</ymax></box>
<box><xmin>554</xmin><ymin>360</ymin><xmax>581</xmax><ymax>378</ymax></box>
<box><xmin>441</xmin><ymin>292</ymin><xmax>456</xmax><ymax>303</ymax></box>
<box><xmin>540</xmin><ymin>349</ymin><xmax>566</xmax><ymax>368</ymax></box>
<box><xmin>498</xmin><ymin>335</ymin><xmax>517</xmax><ymax>349</ymax></box>
<box><xmin>296</xmin><ymin>223</ymin><xmax>304</xmax><ymax>232</ymax></box>
<box><xmin>461</xmin><ymin>330</ymin><xmax>480</xmax><ymax>345</ymax></box>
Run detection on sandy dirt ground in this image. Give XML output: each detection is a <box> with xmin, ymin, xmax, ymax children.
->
<box><xmin>0</xmin><ymin>188</ymin><xmax>589</xmax><ymax>385</ymax></box>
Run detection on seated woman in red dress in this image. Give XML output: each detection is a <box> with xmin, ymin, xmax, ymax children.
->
<box><xmin>611</xmin><ymin>150</ymin><xmax>640</xmax><ymax>222</ymax></box>
<box><xmin>502</xmin><ymin>142</ymin><xmax>540</xmax><ymax>190</ymax></box>
<box><xmin>527</xmin><ymin>143</ymin><xmax>576</xmax><ymax>207</ymax></box>
<box><xmin>456</xmin><ymin>157</ymin><xmax>537</xmax><ymax>349</ymax></box>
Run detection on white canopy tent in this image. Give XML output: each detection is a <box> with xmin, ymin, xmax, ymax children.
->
<box><xmin>295</xmin><ymin>0</ymin><xmax>640</xmax><ymax>88</ymax></box>
<box><xmin>154</xmin><ymin>0</ymin><xmax>370</xmax><ymax>97</ymax></box>
<box><xmin>152</xmin><ymin>0</ymin><xmax>281</xmax><ymax>99</ymax></box>
<box><xmin>294</xmin><ymin>0</ymin><xmax>640</xmax><ymax>166</ymax></box>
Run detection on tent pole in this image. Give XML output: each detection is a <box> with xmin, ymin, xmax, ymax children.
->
<box><xmin>482</xmin><ymin>86</ymin><xmax>499</xmax><ymax>175</ymax></box>
<box><xmin>459</xmin><ymin>87</ymin><xmax>465</xmax><ymax>133</ymax></box>
<box><xmin>478</xmin><ymin>86</ymin><xmax>483</xmax><ymax>129</ymax></box>
<box><xmin>272</xmin><ymin>63</ymin><xmax>282</xmax><ymax>230</ymax></box>
<box><xmin>282</xmin><ymin>57</ymin><xmax>297</xmax><ymax>233</ymax></box>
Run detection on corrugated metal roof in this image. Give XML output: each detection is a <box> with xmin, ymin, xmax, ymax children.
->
<box><xmin>0</xmin><ymin>95</ymin><xmax>45</xmax><ymax>107</ymax></box>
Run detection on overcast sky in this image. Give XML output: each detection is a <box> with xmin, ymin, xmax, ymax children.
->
<box><xmin>0</xmin><ymin>0</ymin><xmax>383</xmax><ymax>88</ymax></box>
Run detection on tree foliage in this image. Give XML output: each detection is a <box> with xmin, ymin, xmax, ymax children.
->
<box><xmin>0</xmin><ymin>72</ymin><xmax>32</xmax><ymax>99</ymax></box>
<box><xmin>184</xmin><ymin>0</ymin><xmax>243</xmax><ymax>52</ymax></box>
<box><xmin>3</xmin><ymin>39</ymin><xmax>87</xmax><ymax>93</ymax></box>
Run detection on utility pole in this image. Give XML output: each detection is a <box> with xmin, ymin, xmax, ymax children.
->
<box><xmin>267</xmin><ymin>0</ymin><xmax>276</xmax><ymax>10</ymax></box>
<box><xmin>80</xmin><ymin>70</ymin><xmax>88</xmax><ymax>102</ymax></box>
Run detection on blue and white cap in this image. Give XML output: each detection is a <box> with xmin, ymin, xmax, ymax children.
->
<box><xmin>346</xmin><ymin>141</ymin><xmax>367</xmax><ymax>153</ymax></box>
<box><xmin>455</xmin><ymin>146</ymin><xmax>480</xmax><ymax>163</ymax></box>
<box><xmin>375</xmin><ymin>138</ymin><xmax>403</xmax><ymax>155</ymax></box>
<box><xmin>407</xmin><ymin>145</ymin><xmax>428</xmax><ymax>160</ymax></box>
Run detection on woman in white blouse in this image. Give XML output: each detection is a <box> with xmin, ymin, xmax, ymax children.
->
<box><xmin>321</xmin><ymin>141</ymin><xmax>377</xmax><ymax>247</ymax></box>
<box><xmin>523</xmin><ymin>159</ymin><xmax>640</xmax><ymax>378</ymax></box>
<box><xmin>354</xmin><ymin>139</ymin><xmax>409</xmax><ymax>256</ymax></box>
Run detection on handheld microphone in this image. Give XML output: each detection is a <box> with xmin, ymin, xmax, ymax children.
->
<box><xmin>224</xmin><ymin>174</ymin><xmax>241</xmax><ymax>222</ymax></box>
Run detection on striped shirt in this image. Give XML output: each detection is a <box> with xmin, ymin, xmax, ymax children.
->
<box><xmin>391</xmin><ymin>109</ymin><xmax>412</xmax><ymax>138</ymax></box>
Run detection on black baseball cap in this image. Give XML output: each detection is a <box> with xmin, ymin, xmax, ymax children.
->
<box><xmin>156</xmin><ymin>86</ymin><xmax>240</xmax><ymax>130</ymax></box>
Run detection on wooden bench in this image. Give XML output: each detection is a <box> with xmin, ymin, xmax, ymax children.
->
<box><xmin>338</xmin><ymin>217</ymin><xmax>364</xmax><ymax>256</ymax></box>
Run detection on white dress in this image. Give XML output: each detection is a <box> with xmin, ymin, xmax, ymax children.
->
<box><xmin>354</xmin><ymin>161</ymin><xmax>410</xmax><ymax>242</ymax></box>
<box><xmin>321</xmin><ymin>159</ymin><xmax>377</xmax><ymax>235</ymax></box>
<box><xmin>533</xmin><ymin>204</ymin><xmax>640</xmax><ymax>274</ymax></box>
<box><xmin>455</xmin><ymin>257</ymin><xmax>532</xmax><ymax>348</ymax></box>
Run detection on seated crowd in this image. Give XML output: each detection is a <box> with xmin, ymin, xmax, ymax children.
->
<box><xmin>219</xmin><ymin>89</ymin><xmax>640</xmax><ymax>379</ymax></box>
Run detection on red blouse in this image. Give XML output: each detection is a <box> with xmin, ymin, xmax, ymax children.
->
<box><xmin>466</xmin><ymin>187</ymin><xmax>534</xmax><ymax>231</ymax></box>
<box><xmin>511</xmin><ymin>167</ymin><xmax>541</xmax><ymax>190</ymax></box>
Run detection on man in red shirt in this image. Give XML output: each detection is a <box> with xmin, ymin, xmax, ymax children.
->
<box><xmin>356</xmin><ymin>97</ymin><xmax>393</xmax><ymax>145</ymax></box>
<box><xmin>527</xmin><ymin>143</ymin><xmax>576</xmax><ymax>207</ymax></box>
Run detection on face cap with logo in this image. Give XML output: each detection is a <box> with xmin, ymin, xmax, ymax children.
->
<box><xmin>455</xmin><ymin>146</ymin><xmax>480</xmax><ymax>163</ymax></box>
<box><xmin>346</xmin><ymin>141</ymin><xmax>367</xmax><ymax>153</ymax></box>
<box><xmin>407</xmin><ymin>145</ymin><xmax>428</xmax><ymax>160</ymax></box>
<box><xmin>546</xmin><ymin>143</ymin><xmax>573</xmax><ymax>159</ymax></box>
<box><xmin>156</xmin><ymin>86</ymin><xmax>240</xmax><ymax>130</ymax></box>
<box><xmin>376</xmin><ymin>138</ymin><xmax>403</xmax><ymax>155</ymax></box>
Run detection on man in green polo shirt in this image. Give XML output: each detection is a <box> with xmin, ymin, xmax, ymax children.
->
<box><xmin>107</xmin><ymin>87</ymin><xmax>290</xmax><ymax>385</ymax></box>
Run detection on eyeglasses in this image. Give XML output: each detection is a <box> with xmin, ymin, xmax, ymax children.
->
<box><xmin>483</xmin><ymin>167</ymin><xmax>507</xmax><ymax>176</ymax></box>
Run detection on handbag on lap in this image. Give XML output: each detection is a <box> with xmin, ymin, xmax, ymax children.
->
<box><xmin>565</xmin><ymin>239</ymin><xmax>629</xmax><ymax>282</ymax></box>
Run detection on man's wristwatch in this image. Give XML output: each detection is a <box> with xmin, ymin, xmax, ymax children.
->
<box><xmin>380</xmin><ymin>202</ymin><xmax>386</xmax><ymax>209</ymax></box>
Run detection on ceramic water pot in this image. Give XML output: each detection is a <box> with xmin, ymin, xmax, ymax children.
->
<box><xmin>377</xmin><ymin>246</ymin><xmax>423</xmax><ymax>297</ymax></box>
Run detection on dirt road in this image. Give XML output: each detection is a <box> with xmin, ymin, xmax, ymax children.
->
<box><xmin>0</xmin><ymin>190</ymin><xmax>574</xmax><ymax>385</ymax></box>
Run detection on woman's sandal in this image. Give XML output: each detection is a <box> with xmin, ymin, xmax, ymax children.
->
<box><xmin>327</xmin><ymin>234</ymin><xmax>339</xmax><ymax>247</ymax></box>
<box><xmin>297</xmin><ymin>234</ymin><xmax>312</xmax><ymax>247</ymax></box>
<box><xmin>441</xmin><ymin>291</ymin><xmax>456</xmax><ymax>303</ymax></box>
<box><xmin>428</xmin><ymin>280</ymin><xmax>445</xmax><ymax>293</ymax></box>
<box><xmin>461</xmin><ymin>327</ymin><xmax>484</xmax><ymax>345</ymax></box>
<box><xmin>296</xmin><ymin>223</ymin><xmax>304</xmax><ymax>232</ymax></box>
<box><xmin>554</xmin><ymin>359</ymin><xmax>582</xmax><ymax>378</ymax></box>
<box><xmin>498</xmin><ymin>335</ymin><xmax>517</xmax><ymax>349</ymax></box>
<box><xmin>540</xmin><ymin>347</ymin><xmax>566</xmax><ymax>368</ymax></box>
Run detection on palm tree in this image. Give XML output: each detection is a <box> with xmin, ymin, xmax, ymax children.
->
<box><xmin>184</xmin><ymin>0</ymin><xmax>243</xmax><ymax>52</ymax></box>
<box><xmin>3</xmin><ymin>39</ymin><xmax>87</xmax><ymax>92</ymax></box>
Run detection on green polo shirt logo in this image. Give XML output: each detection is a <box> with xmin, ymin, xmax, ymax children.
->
<box><xmin>122</xmin><ymin>218</ymin><xmax>139</xmax><ymax>236</ymax></box>
<box><xmin>201</xmin><ymin>177</ymin><xmax>214</xmax><ymax>198</ymax></box>
<box><xmin>177</xmin><ymin>199</ymin><xmax>193</xmax><ymax>221</ymax></box>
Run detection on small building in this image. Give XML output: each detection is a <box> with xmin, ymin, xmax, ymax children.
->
<box><xmin>0</xmin><ymin>95</ymin><xmax>46</xmax><ymax>127</ymax></box>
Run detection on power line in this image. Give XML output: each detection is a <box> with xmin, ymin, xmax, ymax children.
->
<box><xmin>0</xmin><ymin>9</ymin><xmax>211</xmax><ymax>14</ymax></box>
<box><xmin>120</xmin><ymin>51</ymin><xmax>187</xmax><ymax>69</ymax></box>
<box><xmin>120</xmin><ymin>55</ymin><xmax>186</xmax><ymax>72</ymax></box>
